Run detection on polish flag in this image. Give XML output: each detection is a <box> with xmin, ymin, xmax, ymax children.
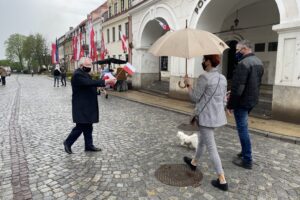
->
<box><xmin>51</xmin><ymin>43</ymin><xmax>57</xmax><ymax>64</ymax></box>
<box><xmin>100</xmin><ymin>31</ymin><xmax>106</xmax><ymax>60</ymax></box>
<box><xmin>156</xmin><ymin>19</ymin><xmax>170</xmax><ymax>31</ymax></box>
<box><xmin>90</xmin><ymin>26</ymin><xmax>97</xmax><ymax>61</ymax></box>
<box><xmin>120</xmin><ymin>30</ymin><xmax>127</xmax><ymax>53</ymax></box>
<box><xmin>102</xmin><ymin>72</ymin><xmax>116</xmax><ymax>80</ymax></box>
<box><xmin>72</xmin><ymin>36</ymin><xmax>77</xmax><ymax>60</ymax></box>
<box><xmin>123</xmin><ymin>62</ymin><xmax>136</xmax><ymax>75</ymax></box>
<box><xmin>79</xmin><ymin>32</ymin><xmax>84</xmax><ymax>59</ymax></box>
<box><xmin>76</xmin><ymin>32</ymin><xmax>83</xmax><ymax>61</ymax></box>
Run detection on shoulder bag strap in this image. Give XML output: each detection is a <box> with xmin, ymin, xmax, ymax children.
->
<box><xmin>198</xmin><ymin>74</ymin><xmax>221</xmax><ymax>114</ymax></box>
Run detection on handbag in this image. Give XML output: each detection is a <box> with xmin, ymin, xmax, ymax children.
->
<box><xmin>190</xmin><ymin>75</ymin><xmax>221</xmax><ymax>127</ymax></box>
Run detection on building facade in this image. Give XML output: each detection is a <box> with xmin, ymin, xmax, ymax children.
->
<box><xmin>102</xmin><ymin>0</ymin><xmax>134</xmax><ymax>68</ymax></box>
<box><xmin>128</xmin><ymin>0</ymin><xmax>300</xmax><ymax>123</ymax></box>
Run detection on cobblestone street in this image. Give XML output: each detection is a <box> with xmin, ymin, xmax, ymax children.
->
<box><xmin>0</xmin><ymin>75</ymin><xmax>300</xmax><ymax>200</ymax></box>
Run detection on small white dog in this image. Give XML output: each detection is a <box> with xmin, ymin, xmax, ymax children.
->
<box><xmin>177</xmin><ymin>131</ymin><xmax>198</xmax><ymax>149</ymax></box>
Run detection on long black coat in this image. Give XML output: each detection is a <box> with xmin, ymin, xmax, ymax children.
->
<box><xmin>71</xmin><ymin>68</ymin><xmax>105</xmax><ymax>123</ymax></box>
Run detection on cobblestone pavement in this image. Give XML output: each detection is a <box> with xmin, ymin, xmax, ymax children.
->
<box><xmin>0</xmin><ymin>75</ymin><xmax>300</xmax><ymax>200</ymax></box>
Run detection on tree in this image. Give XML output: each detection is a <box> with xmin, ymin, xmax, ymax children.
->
<box><xmin>5</xmin><ymin>34</ymin><xmax>26</xmax><ymax>69</ymax></box>
<box><xmin>22</xmin><ymin>33</ymin><xmax>49</xmax><ymax>72</ymax></box>
<box><xmin>23</xmin><ymin>35</ymin><xmax>36</xmax><ymax>71</ymax></box>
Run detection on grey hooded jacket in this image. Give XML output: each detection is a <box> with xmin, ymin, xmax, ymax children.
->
<box><xmin>189</xmin><ymin>68</ymin><xmax>227</xmax><ymax>128</ymax></box>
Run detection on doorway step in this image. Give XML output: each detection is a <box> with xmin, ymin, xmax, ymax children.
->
<box><xmin>139</xmin><ymin>80</ymin><xmax>169</xmax><ymax>97</ymax></box>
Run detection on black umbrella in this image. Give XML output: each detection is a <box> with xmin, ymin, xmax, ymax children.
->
<box><xmin>93</xmin><ymin>58</ymin><xmax>127</xmax><ymax>66</ymax></box>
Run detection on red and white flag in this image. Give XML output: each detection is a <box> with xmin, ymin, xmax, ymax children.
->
<box><xmin>120</xmin><ymin>30</ymin><xmax>127</xmax><ymax>53</ymax></box>
<box><xmin>156</xmin><ymin>19</ymin><xmax>170</xmax><ymax>31</ymax></box>
<box><xmin>72</xmin><ymin>36</ymin><xmax>77</xmax><ymax>61</ymax></box>
<box><xmin>123</xmin><ymin>62</ymin><xmax>136</xmax><ymax>75</ymax></box>
<box><xmin>100</xmin><ymin>31</ymin><xmax>106</xmax><ymax>60</ymax></box>
<box><xmin>102</xmin><ymin>72</ymin><xmax>116</xmax><ymax>80</ymax></box>
<box><xmin>90</xmin><ymin>26</ymin><xmax>97</xmax><ymax>61</ymax></box>
<box><xmin>51</xmin><ymin>43</ymin><xmax>57</xmax><ymax>64</ymax></box>
<box><xmin>78</xmin><ymin>32</ymin><xmax>84</xmax><ymax>60</ymax></box>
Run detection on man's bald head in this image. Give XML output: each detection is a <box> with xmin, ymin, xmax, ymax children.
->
<box><xmin>79</xmin><ymin>57</ymin><xmax>93</xmax><ymax>68</ymax></box>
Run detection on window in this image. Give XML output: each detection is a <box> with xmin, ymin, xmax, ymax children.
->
<box><xmin>112</xmin><ymin>27</ymin><xmax>115</xmax><ymax>42</ymax></box>
<box><xmin>118</xmin><ymin>25</ymin><xmax>122</xmax><ymax>40</ymax></box>
<box><xmin>160</xmin><ymin>56</ymin><xmax>168</xmax><ymax>71</ymax></box>
<box><xmin>109</xmin><ymin>6</ymin><xmax>112</xmax><ymax>18</ymax></box>
<box><xmin>268</xmin><ymin>42</ymin><xmax>278</xmax><ymax>52</ymax></box>
<box><xmin>254</xmin><ymin>43</ymin><xmax>265</xmax><ymax>52</ymax></box>
<box><xmin>125</xmin><ymin>22</ymin><xmax>129</xmax><ymax>38</ymax></box>
<box><xmin>121</xmin><ymin>0</ymin><xmax>125</xmax><ymax>12</ymax></box>
<box><xmin>114</xmin><ymin>3</ymin><xmax>118</xmax><ymax>15</ymax></box>
<box><xmin>107</xmin><ymin>29</ymin><xmax>110</xmax><ymax>43</ymax></box>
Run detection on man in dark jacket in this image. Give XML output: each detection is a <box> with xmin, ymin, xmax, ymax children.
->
<box><xmin>63</xmin><ymin>57</ymin><xmax>116</xmax><ymax>154</ymax></box>
<box><xmin>227</xmin><ymin>40</ymin><xmax>264</xmax><ymax>169</ymax></box>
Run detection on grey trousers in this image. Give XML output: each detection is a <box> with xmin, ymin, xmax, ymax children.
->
<box><xmin>194</xmin><ymin>126</ymin><xmax>224</xmax><ymax>175</ymax></box>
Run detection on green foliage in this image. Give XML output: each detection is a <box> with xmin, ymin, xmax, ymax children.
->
<box><xmin>0</xmin><ymin>59</ymin><xmax>12</xmax><ymax>66</ymax></box>
<box><xmin>5</xmin><ymin>33</ymin><xmax>50</xmax><ymax>72</ymax></box>
<box><xmin>5</xmin><ymin>34</ymin><xmax>26</xmax><ymax>68</ymax></box>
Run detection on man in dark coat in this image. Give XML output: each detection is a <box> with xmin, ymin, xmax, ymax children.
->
<box><xmin>63</xmin><ymin>57</ymin><xmax>116</xmax><ymax>154</ymax></box>
<box><xmin>227</xmin><ymin>40</ymin><xmax>264</xmax><ymax>169</ymax></box>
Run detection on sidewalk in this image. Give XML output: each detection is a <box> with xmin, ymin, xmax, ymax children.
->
<box><xmin>108</xmin><ymin>90</ymin><xmax>300</xmax><ymax>144</ymax></box>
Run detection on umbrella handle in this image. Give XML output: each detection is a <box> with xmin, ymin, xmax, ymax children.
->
<box><xmin>178</xmin><ymin>80</ymin><xmax>187</xmax><ymax>89</ymax></box>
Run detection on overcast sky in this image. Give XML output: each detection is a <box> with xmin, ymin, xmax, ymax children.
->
<box><xmin>0</xmin><ymin>0</ymin><xmax>105</xmax><ymax>60</ymax></box>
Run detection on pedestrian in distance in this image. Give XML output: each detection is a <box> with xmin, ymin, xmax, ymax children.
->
<box><xmin>31</xmin><ymin>69</ymin><xmax>34</xmax><ymax>77</ymax></box>
<box><xmin>0</xmin><ymin>66</ymin><xmax>7</xmax><ymax>86</ymax></box>
<box><xmin>53</xmin><ymin>64</ymin><xmax>61</xmax><ymax>87</ymax></box>
<box><xmin>63</xmin><ymin>57</ymin><xmax>116</xmax><ymax>154</ymax></box>
<box><xmin>183</xmin><ymin>55</ymin><xmax>229</xmax><ymax>191</ymax></box>
<box><xmin>60</xmin><ymin>66</ymin><xmax>67</xmax><ymax>86</ymax></box>
<box><xmin>227</xmin><ymin>40</ymin><xmax>264</xmax><ymax>170</ymax></box>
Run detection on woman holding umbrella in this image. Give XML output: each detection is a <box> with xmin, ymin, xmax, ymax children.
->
<box><xmin>183</xmin><ymin>54</ymin><xmax>229</xmax><ymax>191</ymax></box>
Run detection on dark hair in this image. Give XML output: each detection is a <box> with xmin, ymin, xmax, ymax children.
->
<box><xmin>203</xmin><ymin>55</ymin><xmax>220</xmax><ymax>67</ymax></box>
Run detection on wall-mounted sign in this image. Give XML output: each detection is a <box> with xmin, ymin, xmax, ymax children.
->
<box><xmin>194</xmin><ymin>0</ymin><xmax>207</xmax><ymax>14</ymax></box>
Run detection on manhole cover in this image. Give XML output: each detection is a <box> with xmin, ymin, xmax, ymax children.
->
<box><xmin>177</xmin><ymin>123</ymin><xmax>199</xmax><ymax>132</ymax></box>
<box><xmin>155</xmin><ymin>164</ymin><xmax>203</xmax><ymax>187</ymax></box>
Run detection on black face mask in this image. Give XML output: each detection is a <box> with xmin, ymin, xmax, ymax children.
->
<box><xmin>82</xmin><ymin>67</ymin><xmax>91</xmax><ymax>73</ymax></box>
<box><xmin>202</xmin><ymin>62</ymin><xmax>207</xmax><ymax>71</ymax></box>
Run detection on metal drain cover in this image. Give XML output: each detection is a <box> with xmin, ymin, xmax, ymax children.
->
<box><xmin>155</xmin><ymin>164</ymin><xmax>203</xmax><ymax>187</ymax></box>
<box><xmin>177</xmin><ymin>123</ymin><xmax>199</xmax><ymax>132</ymax></box>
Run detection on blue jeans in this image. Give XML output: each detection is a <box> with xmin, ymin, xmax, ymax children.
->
<box><xmin>234</xmin><ymin>108</ymin><xmax>252</xmax><ymax>163</ymax></box>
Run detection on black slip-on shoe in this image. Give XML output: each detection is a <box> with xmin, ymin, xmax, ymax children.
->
<box><xmin>183</xmin><ymin>156</ymin><xmax>197</xmax><ymax>171</ymax></box>
<box><xmin>63</xmin><ymin>141</ymin><xmax>73</xmax><ymax>154</ymax></box>
<box><xmin>85</xmin><ymin>146</ymin><xmax>102</xmax><ymax>152</ymax></box>
<box><xmin>211</xmin><ymin>179</ymin><xmax>228</xmax><ymax>191</ymax></box>
<box><xmin>237</xmin><ymin>152</ymin><xmax>242</xmax><ymax>158</ymax></box>
<box><xmin>232</xmin><ymin>157</ymin><xmax>252</xmax><ymax>169</ymax></box>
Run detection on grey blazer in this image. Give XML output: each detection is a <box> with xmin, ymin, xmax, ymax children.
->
<box><xmin>189</xmin><ymin>68</ymin><xmax>227</xmax><ymax>128</ymax></box>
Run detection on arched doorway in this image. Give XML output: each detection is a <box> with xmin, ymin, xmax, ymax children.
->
<box><xmin>194</xmin><ymin>0</ymin><xmax>280</xmax><ymax>118</ymax></box>
<box><xmin>140</xmin><ymin>18</ymin><xmax>171</xmax><ymax>95</ymax></box>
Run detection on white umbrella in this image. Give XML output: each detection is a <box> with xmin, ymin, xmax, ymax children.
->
<box><xmin>149</xmin><ymin>28</ymin><xmax>229</xmax><ymax>88</ymax></box>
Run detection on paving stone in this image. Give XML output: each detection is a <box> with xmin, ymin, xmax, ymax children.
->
<box><xmin>0</xmin><ymin>75</ymin><xmax>300</xmax><ymax>199</ymax></box>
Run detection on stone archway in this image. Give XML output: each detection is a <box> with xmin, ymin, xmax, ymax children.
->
<box><xmin>134</xmin><ymin>4</ymin><xmax>178</xmax><ymax>93</ymax></box>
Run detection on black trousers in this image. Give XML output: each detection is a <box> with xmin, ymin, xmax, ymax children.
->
<box><xmin>65</xmin><ymin>123</ymin><xmax>94</xmax><ymax>149</ymax></box>
<box><xmin>61</xmin><ymin>76</ymin><xmax>66</xmax><ymax>86</ymax></box>
<box><xmin>1</xmin><ymin>76</ymin><xmax>5</xmax><ymax>85</ymax></box>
